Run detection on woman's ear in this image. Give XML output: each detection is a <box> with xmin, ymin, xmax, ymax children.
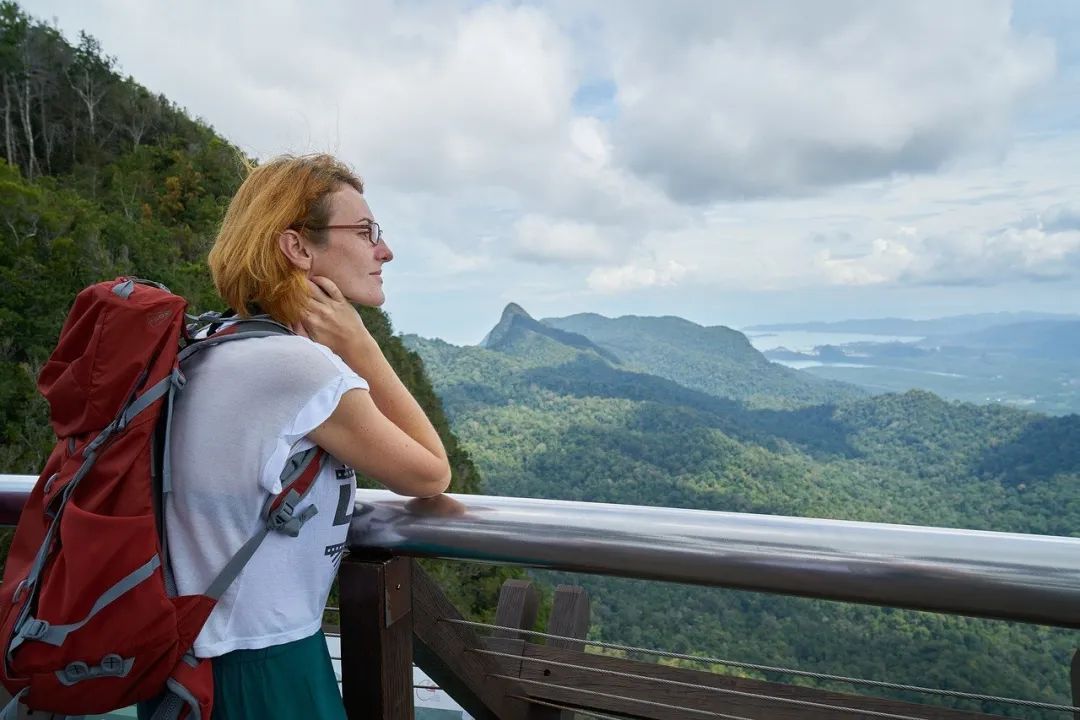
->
<box><xmin>278</xmin><ymin>229</ymin><xmax>313</xmax><ymax>270</ymax></box>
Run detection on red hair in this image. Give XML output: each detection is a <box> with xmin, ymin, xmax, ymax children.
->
<box><xmin>208</xmin><ymin>154</ymin><xmax>363</xmax><ymax>325</ymax></box>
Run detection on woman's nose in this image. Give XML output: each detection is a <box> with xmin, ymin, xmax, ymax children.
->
<box><xmin>377</xmin><ymin>239</ymin><xmax>394</xmax><ymax>262</ymax></box>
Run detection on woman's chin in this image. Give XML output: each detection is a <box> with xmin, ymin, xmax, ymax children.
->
<box><xmin>347</xmin><ymin>289</ymin><xmax>386</xmax><ymax>307</ymax></box>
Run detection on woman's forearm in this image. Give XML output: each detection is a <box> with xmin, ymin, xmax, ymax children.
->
<box><xmin>341</xmin><ymin>338</ymin><xmax>449</xmax><ymax>466</ymax></box>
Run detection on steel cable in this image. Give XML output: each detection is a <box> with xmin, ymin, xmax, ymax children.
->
<box><xmin>447</xmin><ymin>617</ymin><xmax>1077</xmax><ymax>714</ymax></box>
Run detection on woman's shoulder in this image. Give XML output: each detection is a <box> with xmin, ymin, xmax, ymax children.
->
<box><xmin>204</xmin><ymin>334</ymin><xmax>358</xmax><ymax>390</ymax></box>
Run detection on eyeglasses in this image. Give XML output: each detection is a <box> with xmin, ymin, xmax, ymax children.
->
<box><xmin>301</xmin><ymin>221</ymin><xmax>384</xmax><ymax>247</ymax></box>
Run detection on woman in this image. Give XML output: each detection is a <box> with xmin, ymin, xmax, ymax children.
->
<box><xmin>141</xmin><ymin>154</ymin><xmax>451</xmax><ymax>719</ymax></box>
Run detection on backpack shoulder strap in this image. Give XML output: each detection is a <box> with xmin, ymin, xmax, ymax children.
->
<box><xmin>178</xmin><ymin>314</ymin><xmax>295</xmax><ymax>364</ymax></box>
<box><xmin>203</xmin><ymin>447</ymin><xmax>328</xmax><ymax>601</ymax></box>
<box><xmin>158</xmin><ymin>313</ymin><xmax>303</xmax><ymax>594</ymax></box>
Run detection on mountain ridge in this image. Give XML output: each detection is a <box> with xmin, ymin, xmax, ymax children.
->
<box><xmin>480</xmin><ymin>302</ymin><xmax>621</xmax><ymax>364</ymax></box>
<box><xmin>539</xmin><ymin>310</ymin><xmax>866</xmax><ymax>408</ymax></box>
<box><xmin>746</xmin><ymin>312</ymin><xmax>1080</xmax><ymax>337</ymax></box>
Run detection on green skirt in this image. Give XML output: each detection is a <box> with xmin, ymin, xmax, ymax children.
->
<box><xmin>138</xmin><ymin>630</ymin><xmax>345</xmax><ymax>720</ymax></box>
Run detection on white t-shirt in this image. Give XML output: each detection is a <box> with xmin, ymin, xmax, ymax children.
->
<box><xmin>165</xmin><ymin>334</ymin><xmax>368</xmax><ymax>657</ymax></box>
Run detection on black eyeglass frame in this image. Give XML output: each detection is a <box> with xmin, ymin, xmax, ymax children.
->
<box><xmin>294</xmin><ymin>221</ymin><xmax>383</xmax><ymax>247</ymax></box>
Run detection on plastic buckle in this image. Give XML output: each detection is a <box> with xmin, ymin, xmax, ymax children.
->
<box><xmin>84</xmin><ymin>421</ymin><xmax>116</xmax><ymax>456</ymax></box>
<box><xmin>269</xmin><ymin>502</ymin><xmax>295</xmax><ymax>530</ymax></box>
<box><xmin>21</xmin><ymin>619</ymin><xmax>49</xmax><ymax>641</ymax></box>
<box><xmin>173</xmin><ymin>369</ymin><xmax>187</xmax><ymax>389</ymax></box>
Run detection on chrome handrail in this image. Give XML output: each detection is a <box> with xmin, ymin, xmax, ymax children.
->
<box><xmin>3</xmin><ymin>475</ymin><xmax>1079</xmax><ymax>628</ymax></box>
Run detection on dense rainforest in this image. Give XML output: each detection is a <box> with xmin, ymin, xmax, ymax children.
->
<box><xmin>0</xmin><ymin>2</ymin><xmax>513</xmax><ymax>621</ymax></box>
<box><xmin>406</xmin><ymin>304</ymin><xmax>1080</xmax><ymax>718</ymax></box>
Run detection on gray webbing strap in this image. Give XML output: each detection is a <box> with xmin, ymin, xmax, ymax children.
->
<box><xmin>185</xmin><ymin>310</ymin><xmax>223</xmax><ymax>325</ymax></box>
<box><xmin>159</xmin><ymin>367</ymin><xmax>184</xmax><ymax>596</ymax></box>
<box><xmin>113</xmin><ymin>277</ymin><xmax>171</xmax><ymax>300</ymax></box>
<box><xmin>119</xmin><ymin>370</ymin><xmax>184</xmax><ymax>431</ymax></box>
<box><xmin>203</xmin><ymin>448</ymin><xmax>326</xmax><ymax>601</ymax></box>
<box><xmin>161</xmin><ymin>370</ymin><xmax>183</xmax><ymax>496</ymax></box>
<box><xmin>5</xmin><ymin>445</ymin><xmax>98</xmax><ymax>666</ymax></box>
<box><xmin>13</xmin><ymin>555</ymin><xmax>161</xmax><ymax>651</ymax></box>
<box><xmin>112</xmin><ymin>279</ymin><xmax>134</xmax><ymax>298</ymax></box>
<box><xmin>7</xmin><ymin>442</ymin><xmax>101</xmax><ymax>663</ymax></box>
<box><xmin>225</xmin><ymin>316</ymin><xmax>293</xmax><ymax>335</ymax></box>
<box><xmin>0</xmin><ymin>689</ymin><xmax>26</xmax><ymax>720</ymax></box>
<box><xmin>177</xmin><ymin>329</ymin><xmax>289</xmax><ymax>364</ymax></box>
<box><xmin>203</xmin><ymin>523</ymin><xmax>271</xmax><ymax>602</ymax></box>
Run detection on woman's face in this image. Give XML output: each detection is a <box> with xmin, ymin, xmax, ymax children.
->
<box><xmin>307</xmin><ymin>187</ymin><xmax>394</xmax><ymax>306</ymax></box>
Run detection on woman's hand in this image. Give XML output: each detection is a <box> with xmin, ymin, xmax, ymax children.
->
<box><xmin>405</xmin><ymin>494</ymin><xmax>465</xmax><ymax>516</ymax></box>
<box><xmin>298</xmin><ymin>276</ymin><xmax>376</xmax><ymax>358</ymax></box>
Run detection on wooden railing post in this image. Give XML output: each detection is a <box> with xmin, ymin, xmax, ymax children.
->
<box><xmin>546</xmin><ymin>585</ymin><xmax>590</xmax><ymax>652</ymax></box>
<box><xmin>481</xmin><ymin>579</ymin><xmax>556</xmax><ymax>720</ymax></box>
<box><xmin>532</xmin><ymin>585</ymin><xmax>591</xmax><ymax>719</ymax></box>
<box><xmin>486</xmin><ymin>579</ymin><xmax>540</xmax><ymax>677</ymax></box>
<box><xmin>485</xmin><ymin>582</ymin><xmax>592</xmax><ymax>720</ymax></box>
<box><xmin>411</xmin><ymin>562</ymin><xmax>532</xmax><ymax>719</ymax></box>
<box><xmin>339</xmin><ymin>553</ymin><xmax>413</xmax><ymax>720</ymax></box>
<box><xmin>1071</xmin><ymin>649</ymin><xmax>1080</xmax><ymax>720</ymax></box>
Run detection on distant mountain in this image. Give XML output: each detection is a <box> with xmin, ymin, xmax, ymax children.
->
<box><xmin>926</xmin><ymin>320</ymin><xmax>1080</xmax><ymax>359</ymax></box>
<box><xmin>757</xmin><ymin>319</ymin><xmax>1080</xmax><ymax>415</ymax></box>
<box><xmin>541</xmin><ymin>312</ymin><xmax>864</xmax><ymax>408</ymax></box>
<box><xmin>480</xmin><ymin>303</ymin><xmax>620</xmax><ymax>365</ymax></box>
<box><xmin>746</xmin><ymin>312</ymin><xmax>1080</xmax><ymax>337</ymax></box>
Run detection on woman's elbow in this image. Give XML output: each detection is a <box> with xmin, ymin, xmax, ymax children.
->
<box><xmin>402</xmin><ymin>461</ymin><xmax>452</xmax><ymax>498</ymax></box>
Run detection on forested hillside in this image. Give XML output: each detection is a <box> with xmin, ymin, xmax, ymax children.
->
<box><xmin>406</xmin><ymin>312</ymin><xmax>1080</xmax><ymax>717</ymax></box>
<box><xmin>0</xmin><ymin>2</ymin><xmax>512</xmax><ymax>619</ymax></box>
<box><xmin>543</xmin><ymin>310</ymin><xmax>866</xmax><ymax>408</ymax></box>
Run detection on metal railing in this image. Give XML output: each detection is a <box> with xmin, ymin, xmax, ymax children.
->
<box><xmin>2</xmin><ymin>475</ymin><xmax>1080</xmax><ymax>627</ymax></box>
<box><xmin>2</xmin><ymin>474</ymin><xmax>1078</xmax><ymax>719</ymax></box>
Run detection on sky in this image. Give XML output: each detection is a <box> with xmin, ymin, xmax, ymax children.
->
<box><xmin>24</xmin><ymin>0</ymin><xmax>1080</xmax><ymax>345</ymax></box>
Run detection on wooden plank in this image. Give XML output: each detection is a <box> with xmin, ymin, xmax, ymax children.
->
<box><xmin>493</xmin><ymin>579</ymin><xmax>540</xmax><ymax>641</ymax></box>
<box><xmin>1071</xmin><ymin>648</ymin><xmax>1080</xmax><ymax>720</ymax></box>
<box><xmin>536</xmin><ymin>585</ymin><xmax>591</xmax><ymax>719</ymax></box>
<box><xmin>546</xmin><ymin>585</ymin><xmax>590</xmax><ymax>652</ymax></box>
<box><xmin>411</xmin><ymin>561</ymin><xmax>530</xmax><ymax>720</ymax></box>
<box><xmin>504</xmin><ymin>644</ymin><xmax>1010</xmax><ymax>720</ymax></box>
<box><xmin>339</xmin><ymin>554</ymin><xmax>414</xmax><ymax>720</ymax></box>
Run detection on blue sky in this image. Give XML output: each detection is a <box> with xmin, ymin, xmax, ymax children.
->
<box><xmin>26</xmin><ymin>0</ymin><xmax>1080</xmax><ymax>344</ymax></box>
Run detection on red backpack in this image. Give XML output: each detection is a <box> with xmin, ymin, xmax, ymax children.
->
<box><xmin>0</xmin><ymin>277</ymin><xmax>326</xmax><ymax>719</ymax></box>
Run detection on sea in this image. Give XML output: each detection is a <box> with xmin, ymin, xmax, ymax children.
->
<box><xmin>743</xmin><ymin>330</ymin><xmax>924</xmax><ymax>369</ymax></box>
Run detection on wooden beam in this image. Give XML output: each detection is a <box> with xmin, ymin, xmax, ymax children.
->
<box><xmin>491</xmin><ymin>643</ymin><xmax>1011</xmax><ymax>720</ymax></box>
<box><xmin>546</xmin><ymin>585</ymin><xmax>590</xmax><ymax>652</ymax></box>
<box><xmin>411</xmin><ymin>562</ymin><xmax>530</xmax><ymax>720</ymax></box>
<box><xmin>1071</xmin><ymin>648</ymin><xmax>1080</xmax><ymax>720</ymax></box>
<box><xmin>534</xmin><ymin>585</ymin><xmax>591</xmax><ymax>720</ymax></box>
<box><xmin>493</xmin><ymin>579</ymin><xmax>540</xmax><ymax>641</ymax></box>
<box><xmin>339</xmin><ymin>553</ymin><xmax>414</xmax><ymax>720</ymax></box>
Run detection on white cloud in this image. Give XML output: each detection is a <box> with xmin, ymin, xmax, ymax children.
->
<box><xmin>587</xmin><ymin>0</ymin><xmax>1055</xmax><ymax>202</ymax></box>
<box><xmin>587</xmin><ymin>259</ymin><xmax>690</xmax><ymax>293</ymax></box>
<box><xmin>815</xmin><ymin>213</ymin><xmax>1080</xmax><ymax>288</ymax></box>
<box><xmin>21</xmin><ymin>0</ymin><xmax>1080</xmax><ymax>339</ymax></box>
<box><xmin>818</xmin><ymin>238</ymin><xmax>918</xmax><ymax>286</ymax></box>
<box><xmin>510</xmin><ymin>215</ymin><xmax>621</xmax><ymax>265</ymax></box>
